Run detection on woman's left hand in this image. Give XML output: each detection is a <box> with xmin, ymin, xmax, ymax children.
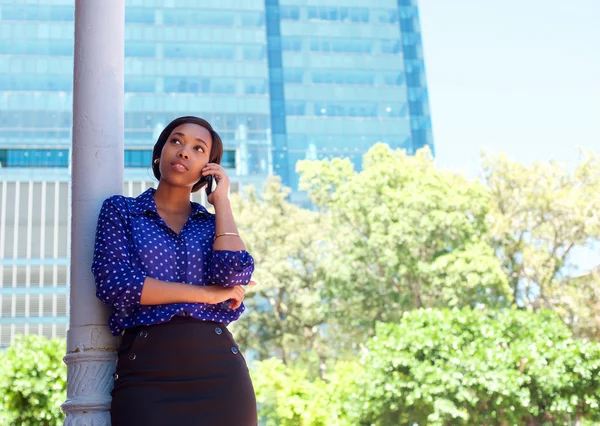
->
<box><xmin>202</xmin><ymin>163</ymin><xmax>230</xmax><ymax>205</ymax></box>
<box><xmin>228</xmin><ymin>280</ymin><xmax>257</xmax><ymax>310</ymax></box>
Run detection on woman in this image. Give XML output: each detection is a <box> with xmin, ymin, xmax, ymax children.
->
<box><xmin>91</xmin><ymin>116</ymin><xmax>258</xmax><ymax>425</ymax></box>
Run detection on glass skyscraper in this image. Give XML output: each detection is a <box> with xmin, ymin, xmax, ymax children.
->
<box><xmin>0</xmin><ymin>0</ymin><xmax>433</xmax><ymax>345</ymax></box>
<box><xmin>272</xmin><ymin>0</ymin><xmax>433</xmax><ymax>193</ymax></box>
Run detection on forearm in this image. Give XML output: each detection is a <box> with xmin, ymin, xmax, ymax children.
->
<box><xmin>212</xmin><ymin>198</ymin><xmax>246</xmax><ymax>251</ymax></box>
<box><xmin>140</xmin><ymin>277</ymin><xmax>218</xmax><ymax>305</ymax></box>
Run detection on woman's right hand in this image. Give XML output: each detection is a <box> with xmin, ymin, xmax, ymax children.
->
<box><xmin>200</xmin><ymin>281</ymin><xmax>257</xmax><ymax>309</ymax></box>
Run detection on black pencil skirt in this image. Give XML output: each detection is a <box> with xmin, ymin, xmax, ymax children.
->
<box><xmin>110</xmin><ymin>316</ymin><xmax>257</xmax><ymax>426</ymax></box>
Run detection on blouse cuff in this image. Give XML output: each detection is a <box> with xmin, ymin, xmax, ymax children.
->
<box><xmin>124</xmin><ymin>270</ymin><xmax>148</xmax><ymax>308</ymax></box>
<box><xmin>209</xmin><ymin>250</ymin><xmax>255</xmax><ymax>287</ymax></box>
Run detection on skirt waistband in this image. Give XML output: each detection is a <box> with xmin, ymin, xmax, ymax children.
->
<box><xmin>123</xmin><ymin>315</ymin><xmax>224</xmax><ymax>336</ymax></box>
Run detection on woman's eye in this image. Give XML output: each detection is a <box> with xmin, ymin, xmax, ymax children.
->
<box><xmin>195</xmin><ymin>146</ymin><xmax>204</xmax><ymax>152</ymax></box>
<box><xmin>170</xmin><ymin>138</ymin><xmax>181</xmax><ymax>144</ymax></box>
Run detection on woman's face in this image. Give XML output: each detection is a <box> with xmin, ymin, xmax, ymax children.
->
<box><xmin>158</xmin><ymin>123</ymin><xmax>213</xmax><ymax>189</ymax></box>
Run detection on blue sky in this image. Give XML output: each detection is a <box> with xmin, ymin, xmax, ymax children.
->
<box><xmin>418</xmin><ymin>0</ymin><xmax>600</xmax><ymax>270</ymax></box>
<box><xmin>419</xmin><ymin>0</ymin><xmax>600</xmax><ymax>176</ymax></box>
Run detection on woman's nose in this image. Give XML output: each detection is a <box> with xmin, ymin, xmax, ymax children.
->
<box><xmin>177</xmin><ymin>150</ymin><xmax>189</xmax><ymax>159</ymax></box>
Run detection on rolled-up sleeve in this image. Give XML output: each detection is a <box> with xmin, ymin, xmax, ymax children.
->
<box><xmin>91</xmin><ymin>198</ymin><xmax>147</xmax><ymax>310</ymax></box>
<box><xmin>207</xmin><ymin>250</ymin><xmax>255</xmax><ymax>287</ymax></box>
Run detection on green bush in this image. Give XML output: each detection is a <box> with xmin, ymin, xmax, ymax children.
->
<box><xmin>252</xmin><ymin>358</ymin><xmax>327</xmax><ymax>426</ymax></box>
<box><xmin>350</xmin><ymin>308</ymin><xmax>600</xmax><ymax>426</ymax></box>
<box><xmin>252</xmin><ymin>358</ymin><xmax>362</xmax><ymax>426</ymax></box>
<box><xmin>252</xmin><ymin>308</ymin><xmax>600</xmax><ymax>426</ymax></box>
<box><xmin>0</xmin><ymin>334</ymin><xmax>66</xmax><ymax>426</ymax></box>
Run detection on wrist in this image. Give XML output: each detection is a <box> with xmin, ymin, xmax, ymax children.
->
<box><xmin>195</xmin><ymin>285</ymin><xmax>228</xmax><ymax>304</ymax></box>
<box><xmin>195</xmin><ymin>286</ymin><xmax>215</xmax><ymax>304</ymax></box>
<box><xmin>213</xmin><ymin>197</ymin><xmax>231</xmax><ymax>210</ymax></box>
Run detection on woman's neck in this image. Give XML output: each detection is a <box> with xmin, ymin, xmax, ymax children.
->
<box><xmin>153</xmin><ymin>183</ymin><xmax>192</xmax><ymax>215</ymax></box>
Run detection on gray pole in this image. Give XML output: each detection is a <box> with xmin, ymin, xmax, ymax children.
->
<box><xmin>62</xmin><ymin>1</ymin><xmax>125</xmax><ymax>424</ymax></box>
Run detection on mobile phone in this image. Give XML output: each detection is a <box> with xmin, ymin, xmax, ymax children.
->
<box><xmin>205</xmin><ymin>175</ymin><xmax>214</xmax><ymax>196</ymax></box>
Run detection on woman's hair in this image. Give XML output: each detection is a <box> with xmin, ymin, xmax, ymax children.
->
<box><xmin>151</xmin><ymin>116</ymin><xmax>223</xmax><ymax>192</ymax></box>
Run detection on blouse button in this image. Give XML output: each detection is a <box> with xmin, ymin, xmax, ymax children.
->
<box><xmin>139</xmin><ymin>330</ymin><xmax>148</xmax><ymax>338</ymax></box>
<box><xmin>215</xmin><ymin>327</ymin><xmax>222</xmax><ymax>335</ymax></box>
<box><xmin>129</xmin><ymin>353</ymin><xmax>137</xmax><ymax>360</ymax></box>
<box><xmin>231</xmin><ymin>347</ymin><xmax>238</xmax><ymax>355</ymax></box>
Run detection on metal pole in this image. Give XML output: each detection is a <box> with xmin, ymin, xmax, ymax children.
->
<box><xmin>63</xmin><ymin>1</ymin><xmax>125</xmax><ymax>424</ymax></box>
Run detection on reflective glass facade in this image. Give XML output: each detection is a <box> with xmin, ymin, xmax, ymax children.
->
<box><xmin>0</xmin><ymin>0</ymin><xmax>433</xmax><ymax>345</ymax></box>
<box><xmin>276</xmin><ymin>0</ymin><xmax>434</xmax><ymax>193</ymax></box>
<box><xmin>0</xmin><ymin>0</ymin><xmax>272</xmax><ymax>183</ymax></box>
<box><xmin>0</xmin><ymin>0</ymin><xmax>432</xmax><ymax>196</ymax></box>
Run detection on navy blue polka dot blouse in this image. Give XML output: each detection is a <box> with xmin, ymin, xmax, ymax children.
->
<box><xmin>91</xmin><ymin>188</ymin><xmax>254</xmax><ymax>336</ymax></box>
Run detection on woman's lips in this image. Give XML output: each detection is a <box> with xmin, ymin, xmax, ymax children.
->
<box><xmin>171</xmin><ymin>163</ymin><xmax>188</xmax><ymax>172</ymax></box>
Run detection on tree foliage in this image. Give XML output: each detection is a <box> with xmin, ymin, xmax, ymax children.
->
<box><xmin>252</xmin><ymin>308</ymin><xmax>600</xmax><ymax>426</ymax></box>
<box><xmin>297</xmin><ymin>143</ymin><xmax>511</xmax><ymax>337</ymax></box>
<box><xmin>252</xmin><ymin>358</ymin><xmax>328</xmax><ymax>426</ymax></box>
<box><xmin>351</xmin><ymin>308</ymin><xmax>600</xmax><ymax>426</ymax></box>
<box><xmin>483</xmin><ymin>149</ymin><xmax>600</xmax><ymax>336</ymax></box>
<box><xmin>229</xmin><ymin>176</ymin><xmax>334</xmax><ymax>375</ymax></box>
<box><xmin>0</xmin><ymin>334</ymin><xmax>66</xmax><ymax>426</ymax></box>
<box><xmin>252</xmin><ymin>357</ymin><xmax>363</xmax><ymax>426</ymax></box>
<box><xmin>552</xmin><ymin>267</ymin><xmax>600</xmax><ymax>340</ymax></box>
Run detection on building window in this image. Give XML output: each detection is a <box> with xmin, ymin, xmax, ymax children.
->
<box><xmin>0</xmin><ymin>149</ymin><xmax>69</xmax><ymax>168</ymax></box>
<box><xmin>163</xmin><ymin>10</ymin><xmax>235</xmax><ymax>26</ymax></box>
<box><xmin>241</xmin><ymin>12</ymin><xmax>265</xmax><ymax>27</ymax></box>
<box><xmin>280</xmin><ymin>6</ymin><xmax>300</xmax><ymax>20</ymax></box>
<box><xmin>126</xmin><ymin>8</ymin><xmax>155</xmax><ymax>24</ymax></box>
<box><xmin>124</xmin><ymin>150</ymin><xmax>152</xmax><ymax>168</ymax></box>
<box><xmin>1</xmin><ymin>5</ymin><xmax>74</xmax><ymax>22</ymax></box>
<box><xmin>125</xmin><ymin>41</ymin><xmax>155</xmax><ymax>58</ymax></box>
<box><xmin>222</xmin><ymin>150</ymin><xmax>236</xmax><ymax>169</ymax></box>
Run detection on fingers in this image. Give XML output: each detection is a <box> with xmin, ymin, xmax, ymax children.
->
<box><xmin>228</xmin><ymin>296</ymin><xmax>243</xmax><ymax>310</ymax></box>
<box><xmin>203</xmin><ymin>164</ymin><xmax>230</xmax><ymax>198</ymax></box>
<box><xmin>218</xmin><ymin>282</ymin><xmax>259</xmax><ymax>310</ymax></box>
<box><xmin>227</xmin><ymin>286</ymin><xmax>245</xmax><ymax>310</ymax></box>
<box><xmin>202</xmin><ymin>163</ymin><xmax>226</xmax><ymax>177</ymax></box>
<box><xmin>227</xmin><ymin>283</ymin><xmax>257</xmax><ymax>310</ymax></box>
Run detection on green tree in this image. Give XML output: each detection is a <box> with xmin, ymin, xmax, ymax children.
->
<box><xmin>252</xmin><ymin>358</ymin><xmax>362</xmax><ymax>426</ymax></box>
<box><xmin>348</xmin><ymin>308</ymin><xmax>600</xmax><ymax>426</ymax></box>
<box><xmin>0</xmin><ymin>334</ymin><xmax>66</xmax><ymax>426</ymax></box>
<box><xmin>483</xmin><ymin>150</ymin><xmax>600</xmax><ymax>336</ymax></box>
<box><xmin>297</xmin><ymin>144</ymin><xmax>510</xmax><ymax>341</ymax></box>
<box><xmin>230</xmin><ymin>176</ymin><xmax>334</xmax><ymax>375</ymax></box>
<box><xmin>545</xmin><ymin>266</ymin><xmax>600</xmax><ymax>341</ymax></box>
<box><xmin>252</xmin><ymin>358</ymin><xmax>328</xmax><ymax>426</ymax></box>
